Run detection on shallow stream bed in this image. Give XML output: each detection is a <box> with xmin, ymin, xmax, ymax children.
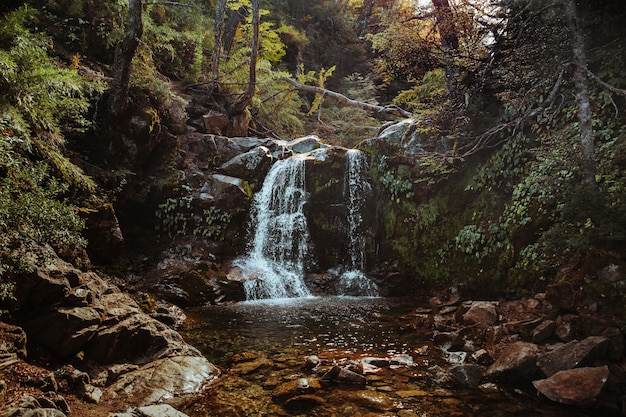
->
<box><xmin>179</xmin><ymin>297</ymin><xmax>603</xmax><ymax>417</ymax></box>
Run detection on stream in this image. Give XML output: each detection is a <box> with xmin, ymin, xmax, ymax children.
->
<box><xmin>179</xmin><ymin>296</ymin><xmax>600</xmax><ymax>417</ymax></box>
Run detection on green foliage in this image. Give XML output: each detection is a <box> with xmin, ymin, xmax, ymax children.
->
<box><xmin>155</xmin><ymin>186</ymin><xmax>232</xmax><ymax>240</ymax></box>
<box><xmin>466</xmin><ymin>133</ymin><xmax>532</xmax><ymax>192</ymax></box>
<box><xmin>393</xmin><ymin>69</ymin><xmax>448</xmax><ymax>117</ymax></box>
<box><xmin>375</xmin><ymin>155</ymin><xmax>414</xmax><ymax>202</ymax></box>
<box><xmin>0</xmin><ymin>6</ymin><xmax>101</xmax><ymax>307</ymax></box>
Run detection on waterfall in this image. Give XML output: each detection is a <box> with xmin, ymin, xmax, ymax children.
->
<box><xmin>338</xmin><ymin>150</ymin><xmax>378</xmax><ymax>296</ymax></box>
<box><xmin>234</xmin><ymin>155</ymin><xmax>312</xmax><ymax>300</ymax></box>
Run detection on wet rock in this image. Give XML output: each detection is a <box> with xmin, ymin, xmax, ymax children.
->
<box><xmin>448</xmin><ymin>364</ymin><xmax>485</xmax><ymax>388</ymax></box>
<box><xmin>343</xmin><ymin>390</ymin><xmax>392</xmax><ymax>411</ymax></box>
<box><xmin>463</xmin><ymin>301</ymin><xmax>499</xmax><ymax>326</ymax></box>
<box><xmin>444</xmin><ymin>351</ymin><xmax>467</xmax><ymax>365</ymax></box>
<box><xmin>362</xmin><ymin>357</ymin><xmax>390</xmax><ymax>368</ymax></box>
<box><xmin>536</xmin><ymin>336</ymin><xmax>609</xmax><ymax>377</ymax></box>
<box><xmin>485</xmin><ymin>341</ymin><xmax>541</xmax><ymax>381</ymax></box>
<box><xmin>432</xmin><ymin>331</ymin><xmax>463</xmax><ymax>351</ymax></box>
<box><xmin>273</xmin><ymin>378</ymin><xmax>320</xmax><ymax>401</ymax></box>
<box><xmin>377</xmin><ymin>118</ymin><xmax>426</xmax><ymax>155</ymax></box>
<box><xmin>284</xmin><ymin>394</ymin><xmax>325</xmax><ymax>412</ymax></box>
<box><xmin>471</xmin><ymin>349</ymin><xmax>493</xmax><ymax>366</ymax></box>
<box><xmin>396</xmin><ymin>389</ymin><xmax>429</xmax><ymax>398</ymax></box>
<box><xmin>218</xmin><ymin>146</ymin><xmax>272</xmax><ymax>180</ymax></box>
<box><xmin>320</xmin><ymin>365</ymin><xmax>366</xmax><ymax>386</ymax></box>
<box><xmin>390</xmin><ymin>353</ymin><xmax>414</xmax><ymax>366</ymax></box>
<box><xmin>532</xmin><ymin>320</ymin><xmax>556</xmax><ymax>343</ymax></box>
<box><xmin>555</xmin><ymin>315</ymin><xmax>579</xmax><ymax>342</ymax></box>
<box><xmin>288</xmin><ymin>135</ymin><xmax>324</xmax><ymax>154</ymax></box>
<box><xmin>135</xmin><ymin>404</ymin><xmax>190</xmax><ymax>417</ymax></box>
<box><xmin>303</xmin><ymin>355</ymin><xmax>321</xmax><ymax>371</ymax></box>
<box><xmin>106</xmin><ymin>355</ymin><xmax>219</xmax><ymax>406</ymax></box>
<box><xmin>231</xmin><ymin>357</ymin><xmax>274</xmax><ymax>375</ymax></box>
<box><xmin>533</xmin><ymin>366</ymin><xmax>610</xmax><ymax>406</ymax></box>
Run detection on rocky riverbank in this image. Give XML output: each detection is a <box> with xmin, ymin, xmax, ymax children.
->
<box><xmin>0</xmin><ymin>244</ymin><xmax>219</xmax><ymax>417</ymax></box>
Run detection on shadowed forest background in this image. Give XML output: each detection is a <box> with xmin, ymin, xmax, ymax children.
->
<box><xmin>1</xmin><ymin>0</ymin><xmax>626</xmax><ymax>311</ymax></box>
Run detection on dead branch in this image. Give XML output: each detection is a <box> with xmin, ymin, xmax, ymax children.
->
<box><xmin>587</xmin><ymin>70</ymin><xmax>626</xmax><ymax>98</ymax></box>
<box><xmin>280</xmin><ymin>76</ymin><xmax>413</xmax><ymax>118</ymax></box>
<box><xmin>458</xmin><ymin>68</ymin><xmax>564</xmax><ymax>158</ymax></box>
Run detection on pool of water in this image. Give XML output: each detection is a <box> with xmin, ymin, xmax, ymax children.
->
<box><xmin>179</xmin><ymin>297</ymin><xmax>608</xmax><ymax>417</ymax></box>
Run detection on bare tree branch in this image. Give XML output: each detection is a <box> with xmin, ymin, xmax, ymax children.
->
<box><xmin>457</xmin><ymin>68</ymin><xmax>564</xmax><ymax>158</ymax></box>
<box><xmin>280</xmin><ymin>76</ymin><xmax>413</xmax><ymax>118</ymax></box>
<box><xmin>587</xmin><ymin>70</ymin><xmax>626</xmax><ymax>98</ymax></box>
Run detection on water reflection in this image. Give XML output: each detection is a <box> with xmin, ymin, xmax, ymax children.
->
<box><xmin>180</xmin><ymin>297</ymin><xmax>606</xmax><ymax>417</ymax></box>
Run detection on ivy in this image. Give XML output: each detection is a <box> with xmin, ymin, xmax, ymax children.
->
<box><xmin>155</xmin><ymin>186</ymin><xmax>232</xmax><ymax>240</ymax></box>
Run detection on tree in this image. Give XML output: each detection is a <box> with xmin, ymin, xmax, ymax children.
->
<box><xmin>432</xmin><ymin>0</ymin><xmax>460</xmax><ymax>101</ymax></box>
<box><xmin>228</xmin><ymin>0</ymin><xmax>260</xmax><ymax>136</ymax></box>
<box><xmin>563</xmin><ymin>0</ymin><xmax>595</xmax><ymax>186</ymax></box>
<box><xmin>108</xmin><ymin>0</ymin><xmax>143</xmax><ymax>118</ymax></box>
<box><xmin>211</xmin><ymin>0</ymin><xmax>227</xmax><ymax>93</ymax></box>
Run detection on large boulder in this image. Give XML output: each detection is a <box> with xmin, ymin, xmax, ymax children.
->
<box><xmin>485</xmin><ymin>341</ymin><xmax>541</xmax><ymax>381</ymax></box>
<box><xmin>536</xmin><ymin>336</ymin><xmax>609</xmax><ymax>377</ymax></box>
<box><xmin>533</xmin><ymin>366</ymin><xmax>610</xmax><ymax>407</ymax></box>
<box><xmin>218</xmin><ymin>146</ymin><xmax>273</xmax><ymax>180</ymax></box>
<box><xmin>12</xmin><ymin>245</ymin><xmax>220</xmax><ymax>408</ymax></box>
<box><xmin>463</xmin><ymin>301</ymin><xmax>499</xmax><ymax>326</ymax></box>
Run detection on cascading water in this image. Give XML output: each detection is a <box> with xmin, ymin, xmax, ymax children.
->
<box><xmin>233</xmin><ymin>154</ymin><xmax>312</xmax><ymax>300</ymax></box>
<box><xmin>337</xmin><ymin>149</ymin><xmax>379</xmax><ymax>296</ymax></box>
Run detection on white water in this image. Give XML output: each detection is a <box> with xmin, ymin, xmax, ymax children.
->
<box><xmin>337</xmin><ymin>150</ymin><xmax>378</xmax><ymax>296</ymax></box>
<box><xmin>234</xmin><ymin>155</ymin><xmax>313</xmax><ymax>300</ymax></box>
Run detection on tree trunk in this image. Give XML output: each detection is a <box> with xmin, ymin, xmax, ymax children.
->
<box><xmin>223</xmin><ymin>6</ymin><xmax>247</xmax><ymax>55</ymax></box>
<box><xmin>109</xmin><ymin>0</ymin><xmax>143</xmax><ymax>119</ymax></box>
<box><xmin>432</xmin><ymin>0</ymin><xmax>461</xmax><ymax>103</ymax></box>
<box><xmin>228</xmin><ymin>0</ymin><xmax>259</xmax><ymax>136</ymax></box>
<box><xmin>564</xmin><ymin>0</ymin><xmax>595</xmax><ymax>186</ymax></box>
<box><xmin>211</xmin><ymin>0</ymin><xmax>227</xmax><ymax>93</ymax></box>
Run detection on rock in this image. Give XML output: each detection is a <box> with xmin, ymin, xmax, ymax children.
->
<box><xmin>230</xmin><ymin>357</ymin><xmax>273</xmax><ymax>375</ymax></box>
<box><xmin>106</xmin><ymin>355</ymin><xmax>219</xmax><ymax>406</ymax></box>
<box><xmin>485</xmin><ymin>342</ymin><xmax>541</xmax><ymax>381</ymax></box>
<box><xmin>471</xmin><ymin>349</ymin><xmax>493</xmax><ymax>366</ymax></box>
<box><xmin>136</xmin><ymin>404</ymin><xmax>190</xmax><ymax>417</ymax></box>
<box><xmin>463</xmin><ymin>301</ymin><xmax>499</xmax><ymax>326</ymax></box>
<box><xmin>0</xmin><ymin>323</ymin><xmax>27</xmax><ymax>359</ymax></box>
<box><xmin>0</xmin><ymin>395</ymin><xmax>68</xmax><ymax>417</ymax></box>
<box><xmin>532</xmin><ymin>320</ymin><xmax>556</xmax><ymax>343</ymax></box>
<box><xmin>24</xmin><ymin>306</ymin><xmax>103</xmax><ymax>357</ymax></box>
<box><xmin>343</xmin><ymin>391</ymin><xmax>392</xmax><ymax>411</ymax></box>
<box><xmin>81</xmin><ymin>383</ymin><xmax>103</xmax><ymax>403</ymax></box>
<box><xmin>602</xmin><ymin>327</ymin><xmax>624</xmax><ymax>361</ymax></box>
<box><xmin>432</xmin><ymin>331</ymin><xmax>463</xmax><ymax>351</ymax></box>
<box><xmin>218</xmin><ymin>146</ymin><xmax>272</xmax><ymax>180</ymax></box>
<box><xmin>396</xmin><ymin>389</ymin><xmax>429</xmax><ymax>398</ymax></box>
<box><xmin>377</xmin><ymin>119</ymin><xmax>423</xmax><ymax>154</ymax></box>
<box><xmin>555</xmin><ymin>315</ymin><xmax>579</xmax><ymax>342</ymax></box>
<box><xmin>273</xmin><ymin>378</ymin><xmax>320</xmax><ymax>401</ymax></box>
<box><xmin>287</xmin><ymin>135</ymin><xmax>324</xmax><ymax>154</ymax></box>
<box><xmin>283</xmin><ymin>394</ymin><xmax>325</xmax><ymax>412</ymax></box>
<box><xmin>202</xmin><ymin>111</ymin><xmax>229</xmax><ymax>135</ymax></box>
<box><xmin>533</xmin><ymin>366</ymin><xmax>610</xmax><ymax>406</ymax></box>
<box><xmin>320</xmin><ymin>365</ymin><xmax>366</xmax><ymax>386</ymax></box>
<box><xmin>82</xmin><ymin>202</ymin><xmax>124</xmax><ymax>264</ymax></box>
<box><xmin>536</xmin><ymin>336</ymin><xmax>609</xmax><ymax>377</ymax></box>
<box><xmin>448</xmin><ymin>364</ymin><xmax>486</xmax><ymax>388</ymax></box>
<box><xmin>303</xmin><ymin>355</ymin><xmax>321</xmax><ymax>370</ymax></box>
<box><xmin>390</xmin><ymin>353</ymin><xmax>414</xmax><ymax>366</ymax></box>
